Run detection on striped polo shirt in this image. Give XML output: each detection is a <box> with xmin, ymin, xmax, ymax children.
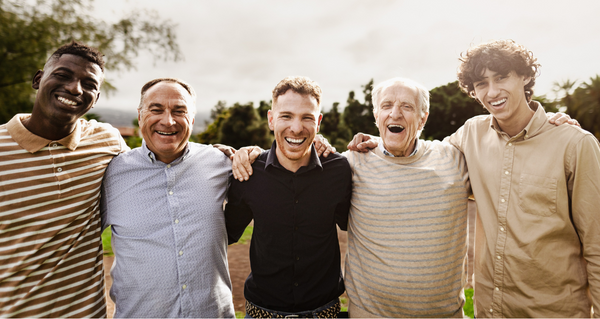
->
<box><xmin>0</xmin><ymin>114</ymin><xmax>126</xmax><ymax>318</ymax></box>
<box><xmin>344</xmin><ymin>139</ymin><xmax>470</xmax><ymax>318</ymax></box>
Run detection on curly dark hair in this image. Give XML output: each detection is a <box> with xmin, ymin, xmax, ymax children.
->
<box><xmin>457</xmin><ymin>39</ymin><xmax>540</xmax><ymax>103</ymax></box>
<box><xmin>272</xmin><ymin>76</ymin><xmax>322</xmax><ymax>108</ymax></box>
<box><xmin>47</xmin><ymin>41</ymin><xmax>105</xmax><ymax>72</ymax></box>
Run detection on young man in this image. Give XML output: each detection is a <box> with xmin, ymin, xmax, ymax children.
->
<box><xmin>100</xmin><ymin>78</ymin><xmax>235</xmax><ymax>318</ymax></box>
<box><xmin>225</xmin><ymin>76</ymin><xmax>352</xmax><ymax>318</ymax></box>
<box><xmin>448</xmin><ymin>39</ymin><xmax>600</xmax><ymax>317</ymax></box>
<box><xmin>0</xmin><ymin>42</ymin><xmax>126</xmax><ymax>317</ymax></box>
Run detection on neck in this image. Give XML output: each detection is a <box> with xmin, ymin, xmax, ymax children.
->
<box><xmin>497</xmin><ymin>102</ymin><xmax>535</xmax><ymax>137</ymax></box>
<box><xmin>275</xmin><ymin>147</ymin><xmax>311</xmax><ymax>173</ymax></box>
<box><xmin>22</xmin><ymin>113</ymin><xmax>76</xmax><ymax>140</ymax></box>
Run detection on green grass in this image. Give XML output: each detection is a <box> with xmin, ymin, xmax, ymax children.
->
<box><xmin>464</xmin><ymin>288</ymin><xmax>474</xmax><ymax>318</ymax></box>
<box><xmin>235</xmin><ymin>311</ymin><xmax>245</xmax><ymax>318</ymax></box>
<box><xmin>101</xmin><ymin>226</ymin><xmax>113</xmax><ymax>256</ymax></box>
<box><xmin>235</xmin><ymin>226</ymin><xmax>253</xmax><ymax>245</ymax></box>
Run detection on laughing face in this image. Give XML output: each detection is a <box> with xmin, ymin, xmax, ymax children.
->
<box><xmin>138</xmin><ymin>81</ymin><xmax>195</xmax><ymax>164</ymax></box>
<box><xmin>31</xmin><ymin>54</ymin><xmax>102</xmax><ymax>129</ymax></box>
<box><xmin>472</xmin><ymin>69</ymin><xmax>532</xmax><ymax>135</ymax></box>
<box><xmin>268</xmin><ymin>90</ymin><xmax>322</xmax><ymax>172</ymax></box>
<box><xmin>375</xmin><ymin>84</ymin><xmax>428</xmax><ymax>157</ymax></box>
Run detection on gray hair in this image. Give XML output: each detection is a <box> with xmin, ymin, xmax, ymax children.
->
<box><xmin>371</xmin><ymin>77</ymin><xmax>430</xmax><ymax>119</ymax></box>
<box><xmin>138</xmin><ymin>78</ymin><xmax>197</xmax><ymax>115</ymax></box>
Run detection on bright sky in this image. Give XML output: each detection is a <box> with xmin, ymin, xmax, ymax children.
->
<box><xmin>92</xmin><ymin>0</ymin><xmax>600</xmax><ymax>114</ymax></box>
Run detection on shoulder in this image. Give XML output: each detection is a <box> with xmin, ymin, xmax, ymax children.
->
<box><xmin>79</xmin><ymin>119</ymin><xmax>121</xmax><ymax>138</ymax></box>
<box><xmin>188</xmin><ymin>142</ymin><xmax>232</xmax><ymax>168</ymax></box>
<box><xmin>320</xmin><ymin>152</ymin><xmax>350</xmax><ymax>170</ymax></box>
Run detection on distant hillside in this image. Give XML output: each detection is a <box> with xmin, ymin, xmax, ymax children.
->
<box><xmin>90</xmin><ymin>107</ymin><xmax>211</xmax><ymax>133</ymax></box>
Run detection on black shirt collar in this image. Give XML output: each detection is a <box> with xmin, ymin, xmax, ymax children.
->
<box><xmin>265</xmin><ymin>140</ymin><xmax>323</xmax><ymax>173</ymax></box>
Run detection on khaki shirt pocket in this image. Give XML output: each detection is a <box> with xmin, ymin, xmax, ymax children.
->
<box><xmin>518</xmin><ymin>174</ymin><xmax>557</xmax><ymax>217</ymax></box>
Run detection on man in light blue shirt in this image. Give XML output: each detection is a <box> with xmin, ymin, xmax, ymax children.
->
<box><xmin>100</xmin><ymin>78</ymin><xmax>235</xmax><ymax>318</ymax></box>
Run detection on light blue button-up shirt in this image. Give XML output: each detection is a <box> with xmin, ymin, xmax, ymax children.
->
<box><xmin>100</xmin><ymin>141</ymin><xmax>234</xmax><ymax>318</ymax></box>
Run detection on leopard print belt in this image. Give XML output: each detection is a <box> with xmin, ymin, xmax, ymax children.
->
<box><xmin>245</xmin><ymin>300</ymin><xmax>340</xmax><ymax>318</ymax></box>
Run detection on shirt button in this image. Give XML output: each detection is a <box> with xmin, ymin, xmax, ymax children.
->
<box><xmin>490</xmin><ymin>309</ymin><xmax>493</xmax><ymax>313</ymax></box>
<box><xmin>57</xmin><ymin>167</ymin><xmax>63</xmax><ymax>172</ymax></box>
<box><xmin>167</xmin><ymin>164</ymin><xmax>171</xmax><ymax>168</ymax></box>
<box><xmin>495</xmin><ymin>287</ymin><xmax>500</xmax><ymax>291</ymax></box>
<box><xmin>504</xmin><ymin>171</ymin><xmax>509</xmax><ymax>175</ymax></box>
<box><xmin>182</xmin><ymin>284</ymin><xmax>187</xmax><ymax>289</ymax></box>
<box><xmin>500</xmin><ymin>198</ymin><xmax>505</xmax><ymax>203</ymax></box>
<box><xmin>169</xmin><ymin>191</ymin><xmax>174</xmax><ymax>195</ymax></box>
<box><xmin>175</xmin><ymin>219</ymin><xmax>179</xmax><ymax>224</ymax></box>
<box><xmin>51</xmin><ymin>143</ymin><xmax>57</xmax><ymax>147</ymax></box>
<box><xmin>179</xmin><ymin>250</ymin><xmax>183</xmax><ymax>256</ymax></box>
<box><xmin>500</xmin><ymin>226</ymin><xmax>505</xmax><ymax>232</ymax></box>
<box><xmin>508</xmin><ymin>143</ymin><xmax>512</xmax><ymax>146</ymax></box>
<box><xmin>525</xmin><ymin>134</ymin><xmax>529</xmax><ymax>138</ymax></box>
<box><xmin>296</xmin><ymin>256</ymin><xmax>300</xmax><ymax>261</ymax></box>
<box><xmin>294</xmin><ymin>282</ymin><xmax>298</xmax><ymax>287</ymax></box>
<box><xmin>295</xmin><ymin>199</ymin><xmax>299</xmax><ymax>204</ymax></box>
<box><xmin>497</xmin><ymin>255</ymin><xmax>502</xmax><ymax>260</ymax></box>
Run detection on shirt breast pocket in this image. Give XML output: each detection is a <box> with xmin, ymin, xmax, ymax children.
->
<box><xmin>518</xmin><ymin>174</ymin><xmax>557</xmax><ymax>217</ymax></box>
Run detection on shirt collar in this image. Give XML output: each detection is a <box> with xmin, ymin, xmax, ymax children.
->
<box><xmin>6</xmin><ymin>114</ymin><xmax>82</xmax><ymax>153</ymax></box>
<box><xmin>142</xmin><ymin>139</ymin><xmax>191</xmax><ymax>165</ymax></box>
<box><xmin>265</xmin><ymin>140</ymin><xmax>323</xmax><ymax>172</ymax></box>
<box><xmin>379</xmin><ymin>138</ymin><xmax>419</xmax><ymax>157</ymax></box>
<box><xmin>489</xmin><ymin>101</ymin><xmax>546</xmax><ymax>140</ymax></box>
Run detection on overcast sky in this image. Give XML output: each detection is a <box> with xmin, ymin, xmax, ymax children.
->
<box><xmin>92</xmin><ymin>0</ymin><xmax>600</xmax><ymax>115</ymax></box>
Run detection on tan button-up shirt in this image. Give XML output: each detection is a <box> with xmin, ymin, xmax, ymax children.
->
<box><xmin>446</xmin><ymin>102</ymin><xmax>600</xmax><ymax>317</ymax></box>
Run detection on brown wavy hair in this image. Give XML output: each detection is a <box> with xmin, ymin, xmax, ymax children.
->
<box><xmin>272</xmin><ymin>76</ymin><xmax>322</xmax><ymax>109</ymax></box>
<box><xmin>457</xmin><ymin>39</ymin><xmax>540</xmax><ymax>103</ymax></box>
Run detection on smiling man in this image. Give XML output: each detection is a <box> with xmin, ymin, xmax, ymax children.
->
<box><xmin>0</xmin><ymin>42</ymin><xmax>127</xmax><ymax>317</ymax></box>
<box><xmin>100</xmin><ymin>78</ymin><xmax>235</xmax><ymax>318</ymax></box>
<box><xmin>225</xmin><ymin>76</ymin><xmax>352</xmax><ymax>318</ymax></box>
<box><xmin>448</xmin><ymin>39</ymin><xmax>600</xmax><ymax>317</ymax></box>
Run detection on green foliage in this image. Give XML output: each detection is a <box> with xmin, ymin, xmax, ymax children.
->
<box><xmin>342</xmin><ymin>79</ymin><xmax>379</xmax><ymax>136</ymax></box>
<box><xmin>0</xmin><ymin>0</ymin><xmax>181</xmax><ymax>123</ymax></box>
<box><xmin>423</xmin><ymin>81</ymin><xmax>487</xmax><ymax>141</ymax></box>
<box><xmin>320</xmin><ymin>102</ymin><xmax>352</xmax><ymax>152</ymax></box>
<box><xmin>101</xmin><ymin>226</ymin><xmax>113</xmax><ymax>256</ymax></box>
<box><xmin>125</xmin><ymin>117</ymin><xmax>142</xmax><ymax>148</ymax></box>
<box><xmin>559</xmin><ymin>75</ymin><xmax>600</xmax><ymax>140</ymax></box>
<box><xmin>197</xmin><ymin>101</ymin><xmax>272</xmax><ymax>149</ymax></box>
<box><xmin>463</xmin><ymin>288</ymin><xmax>474</xmax><ymax>318</ymax></box>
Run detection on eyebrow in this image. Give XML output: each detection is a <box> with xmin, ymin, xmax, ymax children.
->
<box><xmin>53</xmin><ymin>67</ymin><xmax>100</xmax><ymax>86</ymax></box>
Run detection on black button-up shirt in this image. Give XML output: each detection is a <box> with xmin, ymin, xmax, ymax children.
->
<box><xmin>225</xmin><ymin>141</ymin><xmax>352</xmax><ymax>312</ymax></box>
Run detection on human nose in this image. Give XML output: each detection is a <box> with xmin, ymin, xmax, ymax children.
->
<box><xmin>390</xmin><ymin>105</ymin><xmax>403</xmax><ymax>119</ymax></box>
<box><xmin>290</xmin><ymin>117</ymin><xmax>303</xmax><ymax>133</ymax></box>
<box><xmin>159</xmin><ymin>111</ymin><xmax>176</xmax><ymax>126</ymax></box>
<box><xmin>487</xmin><ymin>82</ymin><xmax>500</xmax><ymax>98</ymax></box>
<box><xmin>65</xmin><ymin>80</ymin><xmax>83</xmax><ymax>95</ymax></box>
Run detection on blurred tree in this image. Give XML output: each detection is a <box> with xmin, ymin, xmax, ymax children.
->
<box><xmin>257</xmin><ymin>100</ymin><xmax>271</xmax><ymax>121</ymax></box>
<box><xmin>560</xmin><ymin>76</ymin><xmax>600</xmax><ymax>140</ymax></box>
<box><xmin>197</xmin><ymin>101</ymin><xmax>230</xmax><ymax>145</ymax></box>
<box><xmin>320</xmin><ymin>102</ymin><xmax>352</xmax><ymax>152</ymax></box>
<box><xmin>342</xmin><ymin>79</ymin><xmax>378</xmax><ymax>136</ymax></box>
<box><xmin>125</xmin><ymin>118</ymin><xmax>142</xmax><ymax>149</ymax></box>
<box><xmin>0</xmin><ymin>0</ymin><xmax>182</xmax><ymax>123</ymax></box>
<box><xmin>423</xmin><ymin>81</ymin><xmax>487</xmax><ymax>141</ymax></box>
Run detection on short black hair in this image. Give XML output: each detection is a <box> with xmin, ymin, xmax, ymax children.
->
<box><xmin>47</xmin><ymin>41</ymin><xmax>105</xmax><ymax>72</ymax></box>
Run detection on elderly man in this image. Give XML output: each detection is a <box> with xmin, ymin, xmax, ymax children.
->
<box><xmin>231</xmin><ymin>77</ymin><xmax>470</xmax><ymax>317</ymax></box>
<box><xmin>225</xmin><ymin>76</ymin><xmax>352</xmax><ymax>318</ymax></box>
<box><xmin>0</xmin><ymin>42</ymin><xmax>126</xmax><ymax>317</ymax></box>
<box><xmin>100</xmin><ymin>78</ymin><xmax>235</xmax><ymax>318</ymax></box>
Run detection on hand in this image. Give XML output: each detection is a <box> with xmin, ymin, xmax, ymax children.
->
<box><xmin>213</xmin><ymin>144</ymin><xmax>236</xmax><ymax>159</ymax></box>
<box><xmin>314</xmin><ymin>134</ymin><xmax>336</xmax><ymax>157</ymax></box>
<box><xmin>347</xmin><ymin>133</ymin><xmax>378</xmax><ymax>152</ymax></box>
<box><xmin>548</xmin><ymin>112</ymin><xmax>581</xmax><ymax>127</ymax></box>
<box><xmin>232</xmin><ymin>146</ymin><xmax>262</xmax><ymax>181</ymax></box>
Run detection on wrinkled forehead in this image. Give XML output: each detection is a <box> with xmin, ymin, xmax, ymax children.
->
<box><xmin>378</xmin><ymin>83</ymin><xmax>419</xmax><ymax>105</ymax></box>
<box><xmin>144</xmin><ymin>82</ymin><xmax>196</xmax><ymax>111</ymax></box>
<box><xmin>45</xmin><ymin>54</ymin><xmax>104</xmax><ymax>83</ymax></box>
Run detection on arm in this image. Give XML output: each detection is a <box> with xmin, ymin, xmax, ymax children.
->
<box><xmin>569</xmin><ymin>135</ymin><xmax>600</xmax><ymax>316</ymax></box>
<box><xmin>346</xmin><ymin>132</ymin><xmax>379</xmax><ymax>152</ymax></box>
<box><xmin>335</xmin><ymin>168</ymin><xmax>352</xmax><ymax>231</ymax></box>
<box><xmin>547</xmin><ymin>112</ymin><xmax>581</xmax><ymax>127</ymax></box>
<box><xmin>224</xmin><ymin>177</ymin><xmax>254</xmax><ymax>244</ymax></box>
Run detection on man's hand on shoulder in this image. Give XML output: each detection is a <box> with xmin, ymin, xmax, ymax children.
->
<box><xmin>548</xmin><ymin>112</ymin><xmax>581</xmax><ymax>127</ymax></box>
<box><xmin>212</xmin><ymin>144</ymin><xmax>236</xmax><ymax>159</ymax></box>
<box><xmin>347</xmin><ymin>133</ymin><xmax>379</xmax><ymax>152</ymax></box>
<box><xmin>314</xmin><ymin>134</ymin><xmax>336</xmax><ymax>157</ymax></box>
<box><xmin>232</xmin><ymin>146</ymin><xmax>262</xmax><ymax>181</ymax></box>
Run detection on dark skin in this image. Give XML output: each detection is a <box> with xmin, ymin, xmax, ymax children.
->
<box><xmin>23</xmin><ymin>54</ymin><xmax>103</xmax><ymax>140</ymax></box>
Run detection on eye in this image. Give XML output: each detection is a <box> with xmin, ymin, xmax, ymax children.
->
<box><xmin>402</xmin><ymin>104</ymin><xmax>414</xmax><ymax>111</ymax></box>
<box><xmin>475</xmin><ymin>82</ymin><xmax>486</xmax><ymax>88</ymax></box>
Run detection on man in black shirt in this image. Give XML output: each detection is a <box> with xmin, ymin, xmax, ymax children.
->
<box><xmin>225</xmin><ymin>76</ymin><xmax>352</xmax><ymax>318</ymax></box>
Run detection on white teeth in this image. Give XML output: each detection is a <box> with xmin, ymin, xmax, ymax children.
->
<box><xmin>490</xmin><ymin>98</ymin><xmax>507</xmax><ymax>106</ymax></box>
<box><xmin>388</xmin><ymin>124</ymin><xmax>404</xmax><ymax>129</ymax></box>
<box><xmin>58</xmin><ymin>96</ymin><xmax>77</xmax><ymax>106</ymax></box>
<box><xmin>285</xmin><ymin>137</ymin><xmax>304</xmax><ymax>144</ymax></box>
<box><xmin>157</xmin><ymin>131</ymin><xmax>177</xmax><ymax>135</ymax></box>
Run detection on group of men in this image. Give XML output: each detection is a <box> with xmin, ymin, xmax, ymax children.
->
<box><xmin>0</xmin><ymin>38</ymin><xmax>598</xmax><ymax>319</ymax></box>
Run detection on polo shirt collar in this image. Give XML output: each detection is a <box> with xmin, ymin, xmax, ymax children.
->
<box><xmin>265</xmin><ymin>140</ymin><xmax>323</xmax><ymax>172</ymax></box>
<box><xmin>7</xmin><ymin>114</ymin><xmax>82</xmax><ymax>153</ymax></box>
<box><xmin>142</xmin><ymin>139</ymin><xmax>191</xmax><ymax>165</ymax></box>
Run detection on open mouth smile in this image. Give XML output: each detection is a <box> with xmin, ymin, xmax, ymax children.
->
<box><xmin>387</xmin><ymin>124</ymin><xmax>405</xmax><ymax>133</ymax></box>
<box><xmin>490</xmin><ymin>98</ymin><xmax>507</xmax><ymax>107</ymax></box>
<box><xmin>157</xmin><ymin>130</ymin><xmax>177</xmax><ymax>136</ymax></box>
<box><xmin>285</xmin><ymin>137</ymin><xmax>306</xmax><ymax>145</ymax></box>
<box><xmin>57</xmin><ymin>96</ymin><xmax>78</xmax><ymax>106</ymax></box>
